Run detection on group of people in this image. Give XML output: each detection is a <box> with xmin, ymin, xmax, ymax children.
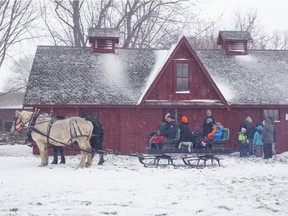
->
<box><xmin>238</xmin><ymin>116</ymin><xmax>275</xmax><ymax>159</ymax></box>
<box><xmin>149</xmin><ymin>110</ymin><xmax>224</xmax><ymax>150</ymax></box>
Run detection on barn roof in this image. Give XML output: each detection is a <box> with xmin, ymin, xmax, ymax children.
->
<box><xmin>196</xmin><ymin>50</ymin><xmax>288</xmax><ymax>105</ymax></box>
<box><xmin>24</xmin><ymin>38</ymin><xmax>288</xmax><ymax>107</ymax></box>
<box><xmin>0</xmin><ymin>92</ymin><xmax>24</xmax><ymax>109</ymax></box>
<box><xmin>24</xmin><ymin>46</ymin><xmax>171</xmax><ymax>106</ymax></box>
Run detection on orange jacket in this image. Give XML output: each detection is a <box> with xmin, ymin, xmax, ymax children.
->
<box><xmin>208</xmin><ymin>125</ymin><xmax>217</xmax><ymax>137</ymax></box>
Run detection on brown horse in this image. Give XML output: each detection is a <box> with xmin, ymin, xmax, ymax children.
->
<box><xmin>12</xmin><ymin>110</ymin><xmax>94</xmax><ymax>168</ymax></box>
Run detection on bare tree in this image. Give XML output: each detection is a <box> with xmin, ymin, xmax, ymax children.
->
<box><xmin>229</xmin><ymin>9</ymin><xmax>271</xmax><ymax>49</ymax></box>
<box><xmin>270</xmin><ymin>30</ymin><xmax>288</xmax><ymax>50</ymax></box>
<box><xmin>40</xmin><ymin>0</ymin><xmax>114</xmax><ymax>47</ymax></box>
<box><xmin>41</xmin><ymin>0</ymin><xmax>203</xmax><ymax>49</ymax></box>
<box><xmin>0</xmin><ymin>0</ymin><xmax>38</xmax><ymax>69</ymax></box>
<box><xmin>3</xmin><ymin>54</ymin><xmax>33</xmax><ymax>93</ymax></box>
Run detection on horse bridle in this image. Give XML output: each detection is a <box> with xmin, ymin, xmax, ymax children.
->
<box><xmin>13</xmin><ymin>115</ymin><xmax>32</xmax><ymax>132</ymax></box>
<box><xmin>13</xmin><ymin>109</ymin><xmax>40</xmax><ymax>133</ymax></box>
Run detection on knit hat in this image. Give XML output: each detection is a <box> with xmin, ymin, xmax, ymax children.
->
<box><xmin>167</xmin><ymin>114</ymin><xmax>175</xmax><ymax>119</ymax></box>
<box><xmin>181</xmin><ymin>116</ymin><xmax>188</xmax><ymax>123</ymax></box>
<box><xmin>256</xmin><ymin>125</ymin><xmax>263</xmax><ymax>131</ymax></box>
<box><xmin>241</xmin><ymin>127</ymin><xmax>246</xmax><ymax>133</ymax></box>
<box><xmin>245</xmin><ymin>116</ymin><xmax>252</xmax><ymax>123</ymax></box>
<box><xmin>207</xmin><ymin>118</ymin><xmax>212</xmax><ymax>123</ymax></box>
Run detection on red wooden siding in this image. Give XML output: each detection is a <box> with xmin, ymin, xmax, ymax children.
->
<box><xmin>31</xmin><ymin>106</ymin><xmax>288</xmax><ymax>155</ymax></box>
<box><xmin>147</xmin><ymin>43</ymin><xmax>220</xmax><ymax>101</ymax></box>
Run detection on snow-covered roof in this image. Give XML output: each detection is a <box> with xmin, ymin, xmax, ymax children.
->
<box><xmin>88</xmin><ymin>28</ymin><xmax>120</xmax><ymax>38</ymax></box>
<box><xmin>24</xmin><ymin>41</ymin><xmax>288</xmax><ymax>107</ymax></box>
<box><xmin>24</xmin><ymin>46</ymin><xmax>170</xmax><ymax>105</ymax></box>
<box><xmin>0</xmin><ymin>92</ymin><xmax>24</xmax><ymax>109</ymax></box>
<box><xmin>196</xmin><ymin>50</ymin><xmax>288</xmax><ymax>105</ymax></box>
<box><xmin>217</xmin><ymin>31</ymin><xmax>253</xmax><ymax>44</ymax></box>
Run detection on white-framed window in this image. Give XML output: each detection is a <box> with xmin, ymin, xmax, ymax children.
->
<box><xmin>176</xmin><ymin>63</ymin><xmax>189</xmax><ymax>92</ymax></box>
<box><xmin>263</xmin><ymin>109</ymin><xmax>280</xmax><ymax>122</ymax></box>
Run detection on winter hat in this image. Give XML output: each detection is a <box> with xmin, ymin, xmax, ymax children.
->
<box><xmin>181</xmin><ymin>116</ymin><xmax>188</xmax><ymax>123</ymax></box>
<box><xmin>241</xmin><ymin>127</ymin><xmax>246</xmax><ymax>133</ymax></box>
<box><xmin>256</xmin><ymin>125</ymin><xmax>263</xmax><ymax>131</ymax></box>
<box><xmin>165</xmin><ymin>113</ymin><xmax>171</xmax><ymax>119</ymax></box>
<box><xmin>167</xmin><ymin>114</ymin><xmax>175</xmax><ymax>119</ymax></box>
<box><xmin>245</xmin><ymin>116</ymin><xmax>252</xmax><ymax>123</ymax></box>
<box><xmin>207</xmin><ymin>118</ymin><xmax>212</xmax><ymax>123</ymax></box>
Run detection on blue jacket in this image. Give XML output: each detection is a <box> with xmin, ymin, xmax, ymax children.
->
<box><xmin>214</xmin><ymin>125</ymin><xmax>224</xmax><ymax>140</ymax></box>
<box><xmin>253</xmin><ymin>126</ymin><xmax>263</xmax><ymax>145</ymax></box>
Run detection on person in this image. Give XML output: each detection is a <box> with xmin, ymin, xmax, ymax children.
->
<box><xmin>239</xmin><ymin>116</ymin><xmax>255</xmax><ymax>155</ymax></box>
<box><xmin>203</xmin><ymin>109</ymin><xmax>216</xmax><ymax>128</ymax></box>
<box><xmin>191</xmin><ymin>126</ymin><xmax>202</xmax><ymax>148</ymax></box>
<box><xmin>253</xmin><ymin>125</ymin><xmax>263</xmax><ymax>157</ymax></box>
<box><xmin>238</xmin><ymin>127</ymin><xmax>249</xmax><ymax>158</ymax></box>
<box><xmin>150</xmin><ymin>113</ymin><xmax>178</xmax><ymax>149</ymax></box>
<box><xmin>80</xmin><ymin>113</ymin><xmax>105</xmax><ymax>165</ymax></box>
<box><xmin>178</xmin><ymin>116</ymin><xmax>192</xmax><ymax>143</ymax></box>
<box><xmin>214</xmin><ymin>122</ymin><xmax>224</xmax><ymax>140</ymax></box>
<box><xmin>202</xmin><ymin>118</ymin><xmax>216</xmax><ymax>147</ymax></box>
<box><xmin>262</xmin><ymin>118</ymin><xmax>274</xmax><ymax>159</ymax></box>
<box><xmin>271</xmin><ymin>119</ymin><xmax>277</xmax><ymax>155</ymax></box>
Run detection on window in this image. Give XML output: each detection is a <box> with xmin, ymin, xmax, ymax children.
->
<box><xmin>176</xmin><ymin>63</ymin><xmax>189</xmax><ymax>92</ymax></box>
<box><xmin>263</xmin><ymin>109</ymin><xmax>279</xmax><ymax>122</ymax></box>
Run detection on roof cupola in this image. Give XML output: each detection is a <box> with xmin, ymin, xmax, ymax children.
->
<box><xmin>88</xmin><ymin>28</ymin><xmax>120</xmax><ymax>53</ymax></box>
<box><xmin>217</xmin><ymin>31</ymin><xmax>253</xmax><ymax>55</ymax></box>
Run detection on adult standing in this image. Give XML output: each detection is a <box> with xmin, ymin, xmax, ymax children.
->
<box><xmin>178</xmin><ymin>116</ymin><xmax>192</xmax><ymax>143</ymax></box>
<box><xmin>203</xmin><ymin>110</ymin><xmax>216</xmax><ymax>128</ymax></box>
<box><xmin>262</xmin><ymin>118</ymin><xmax>274</xmax><ymax>159</ymax></box>
<box><xmin>239</xmin><ymin>116</ymin><xmax>255</xmax><ymax>155</ymax></box>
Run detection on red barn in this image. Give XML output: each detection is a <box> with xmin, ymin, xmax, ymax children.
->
<box><xmin>24</xmin><ymin>29</ymin><xmax>288</xmax><ymax>154</ymax></box>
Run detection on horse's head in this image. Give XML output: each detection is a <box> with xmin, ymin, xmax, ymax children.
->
<box><xmin>11</xmin><ymin>110</ymin><xmax>33</xmax><ymax>133</ymax></box>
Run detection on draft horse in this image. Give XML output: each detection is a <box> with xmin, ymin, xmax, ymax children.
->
<box><xmin>12</xmin><ymin>110</ymin><xmax>94</xmax><ymax>168</ymax></box>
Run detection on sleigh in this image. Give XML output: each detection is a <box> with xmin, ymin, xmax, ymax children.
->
<box><xmin>138</xmin><ymin>128</ymin><xmax>231</xmax><ymax>168</ymax></box>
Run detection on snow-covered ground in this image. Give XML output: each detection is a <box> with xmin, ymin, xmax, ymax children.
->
<box><xmin>1</xmin><ymin>144</ymin><xmax>288</xmax><ymax>216</ymax></box>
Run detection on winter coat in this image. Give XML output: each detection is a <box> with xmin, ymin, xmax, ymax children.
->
<box><xmin>159</xmin><ymin>120</ymin><xmax>178</xmax><ymax>140</ymax></box>
<box><xmin>238</xmin><ymin>133</ymin><xmax>249</xmax><ymax>144</ymax></box>
<box><xmin>262</xmin><ymin>118</ymin><xmax>274</xmax><ymax>144</ymax></box>
<box><xmin>191</xmin><ymin>127</ymin><xmax>202</xmax><ymax>148</ymax></box>
<box><xmin>239</xmin><ymin>119</ymin><xmax>255</xmax><ymax>139</ymax></box>
<box><xmin>214</xmin><ymin>124</ymin><xmax>224</xmax><ymax>140</ymax></box>
<box><xmin>178</xmin><ymin>122</ymin><xmax>192</xmax><ymax>142</ymax></box>
<box><xmin>253</xmin><ymin>126</ymin><xmax>263</xmax><ymax>145</ymax></box>
<box><xmin>203</xmin><ymin>115</ymin><xmax>216</xmax><ymax>127</ymax></box>
<box><xmin>203</xmin><ymin>121</ymin><xmax>215</xmax><ymax>137</ymax></box>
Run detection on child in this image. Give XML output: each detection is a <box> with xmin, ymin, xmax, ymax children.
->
<box><xmin>214</xmin><ymin>122</ymin><xmax>224</xmax><ymax>140</ymax></box>
<box><xmin>238</xmin><ymin>127</ymin><xmax>249</xmax><ymax>157</ymax></box>
<box><xmin>253</xmin><ymin>125</ymin><xmax>263</xmax><ymax>157</ymax></box>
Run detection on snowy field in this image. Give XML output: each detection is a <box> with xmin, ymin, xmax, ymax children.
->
<box><xmin>1</xmin><ymin>144</ymin><xmax>288</xmax><ymax>216</ymax></box>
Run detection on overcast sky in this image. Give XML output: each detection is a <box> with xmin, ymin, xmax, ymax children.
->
<box><xmin>1</xmin><ymin>0</ymin><xmax>288</xmax><ymax>92</ymax></box>
<box><xmin>204</xmin><ymin>0</ymin><xmax>288</xmax><ymax>32</ymax></box>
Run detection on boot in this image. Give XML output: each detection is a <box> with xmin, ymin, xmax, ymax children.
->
<box><xmin>60</xmin><ymin>156</ymin><xmax>66</xmax><ymax>164</ymax></box>
<box><xmin>98</xmin><ymin>154</ymin><xmax>105</xmax><ymax>165</ymax></box>
<box><xmin>59</xmin><ymin>148</ymin><xmax>66</xmax><ymax>164</ymax></box>
<box><xmin>51</xmin><ymin>147</ymin><xmax>58</xmax><ymax>164</ymax></box>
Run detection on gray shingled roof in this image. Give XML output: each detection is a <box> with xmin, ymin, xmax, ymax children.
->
<box><xmin>24</xmin><ymin>46</ymin><xmax>169</xmax><ymax>105</ymax></box>
<box><xmin>0</xmin><ymin>92</ymin><xmax>24</xmax><ymax>109</ymax></box>
<box><xmin>24</xmin><ymin>42</ymin><xmax>288</xmax><ymax>107</ymax></box>
<box><xmin>88</xmin><ymin>28</ymin><xmax>120</xmax><ymax>38</ymax></box>
<box><xmin>217</xmin><ymin>31</ymin><xmax>253</xmax><ymax>45</ymax></box>
<box><xmin>196</xmin><ymin>50</ymin><xmax>288</xmax><ymax>105</ymax></box>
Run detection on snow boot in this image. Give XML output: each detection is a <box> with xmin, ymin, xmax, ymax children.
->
<box><xmin>59</xmin><ymin>148</ymin><xmax>66</xmax><ymax>164</ymax></box>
